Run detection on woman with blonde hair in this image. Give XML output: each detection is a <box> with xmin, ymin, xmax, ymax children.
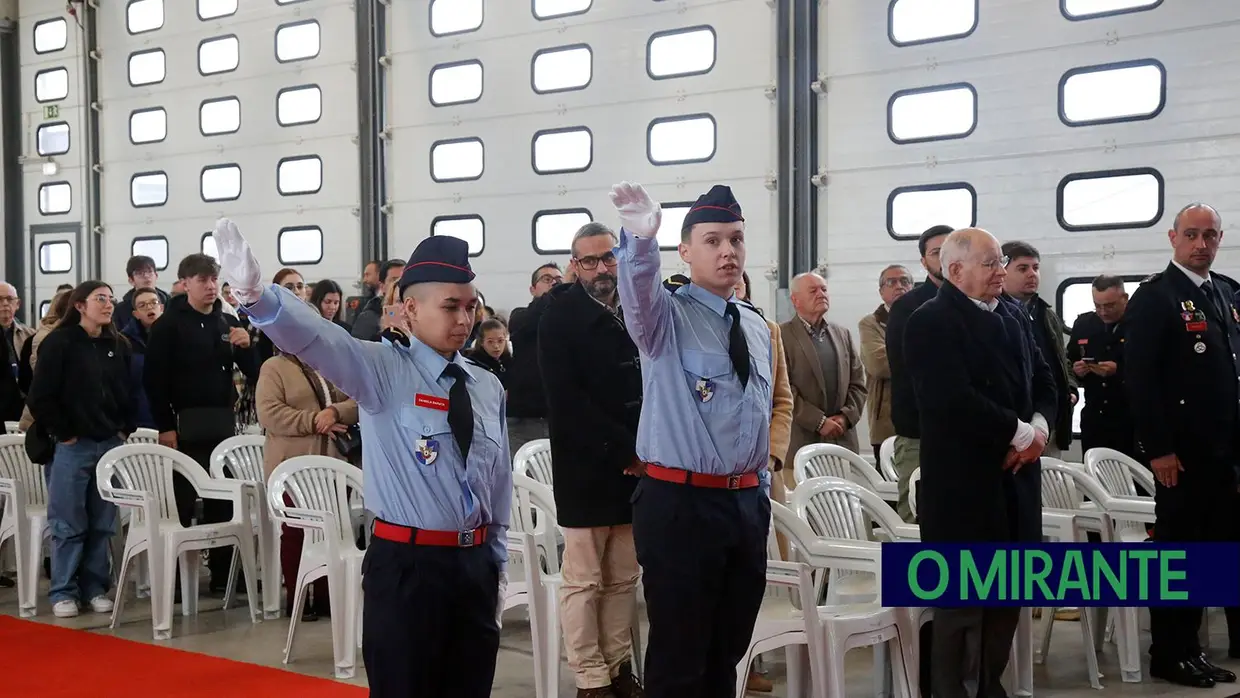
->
<box><xmin>256</xmin><ymin>344</ymin><xmax>358</xmax><ymax>620</ymax></box>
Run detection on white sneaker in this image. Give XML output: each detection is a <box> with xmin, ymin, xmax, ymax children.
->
<box><xmin>88</xmin><ymin>595</ymin><xmax>114</xmax><ymax>613</ymax></box>
<box><xmin>52</xmin><ymin>600</ymin><xmax>80</xmax><ymax>618</ymax></box>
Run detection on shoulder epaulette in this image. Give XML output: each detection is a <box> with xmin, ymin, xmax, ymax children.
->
<box><xmin>1140</xmin><ymin>272</ymin><xmax>1162</xmax><ymax>284</ymax></box>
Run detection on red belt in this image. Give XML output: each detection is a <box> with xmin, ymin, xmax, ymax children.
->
<box><xmin>644</xmin><ymin>463</ymin><xmax>760</xmax><ymax>490</ymax></box>
<box><xmin>372</xmin><ymin>520</ymin><xmax>487</xmax><ymax>547</ymax></box>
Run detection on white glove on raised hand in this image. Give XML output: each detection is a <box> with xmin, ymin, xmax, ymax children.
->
<box><xmin>496</xmin><ymin>573</ymin><xmax>508</xmax><ymax>629</ymax></box>
<box><xmin>212</xmin><ymin>218</ymin><xmax>265</xmax><ymax>306</ymax></box>
<box><xmin>609</xmin><ymin>181</ymin><xmax>662</xmax><ymax>238</ymax></box>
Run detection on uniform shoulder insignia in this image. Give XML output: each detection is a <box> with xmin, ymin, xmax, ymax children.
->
<box><xmin>1140</xmin><ymin>272</ymin><xmax>1162</xmax><ymax>284</ymax></box>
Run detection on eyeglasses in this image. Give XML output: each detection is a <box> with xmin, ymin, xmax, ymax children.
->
<box><xmin>0</xmin><ymin>296</ymin><xmax>18</xmax><ymax>305</ymax></box>
<box><xmin>881</xmin><ymin>277</ymin><xmax>913</xmax><ymax>288</ymax></box>
<box><xmin>575</xmin><ymin>252</ymin><xmax>617</xmax><ymax>270</ymax></box>
<box><xmin>91</xmin><ymin>294</ymin><xmax>115</xmax><ymax>305</ymax></box>
<box><xmin>536</xmin><ymin>274</ymin><xmax>562</xmax><ymax>286</ymax></box>
<box><xmin>282</xmin><ymin>282</ymin><xmax>306</xmax><ymax>292</ymax></box>
<box><xmin>981</xmin><ymin>255</ymin><xmax>1010</xmax><ymax>270</ymax></box>
<box><xmin>134</xmin><ymin>300</ymin><xmax>162</xmax><ymax>311</ymax></box>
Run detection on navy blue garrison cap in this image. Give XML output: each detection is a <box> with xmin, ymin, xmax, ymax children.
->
<box><xmin>398</xmin><ymin>236</ymin><xmax>476</xmax><ymax>291</ymax></box>
<box><xmin>682</xmin><ymin>184</ymin><xmax>745</xmax><ymax>230</ymax></box>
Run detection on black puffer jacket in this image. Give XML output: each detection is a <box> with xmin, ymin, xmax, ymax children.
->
<box><xmin>27</xmin><ymin>324</ymin><xmax>135</xmax><ymax>441</ymax></box>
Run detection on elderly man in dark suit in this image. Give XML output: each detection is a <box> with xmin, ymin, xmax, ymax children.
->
<box><xmin>904</xmin><ymin>227</ymin><xmax>1058</xmax><ymax>698</ymax></box>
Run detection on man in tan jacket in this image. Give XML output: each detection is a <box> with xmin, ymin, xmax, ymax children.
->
<box><xmin>779</xmin><ymin>272</ymin><xmax>867</xmax><ymax>491</ymax></box>
<box><xmin>858</xmin><ymin>265</ymin><xmax>914</xmax><ymax>463</ymax></box>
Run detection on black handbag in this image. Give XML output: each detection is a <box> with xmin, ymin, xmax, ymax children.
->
<box><xmin>332</xmin><ymin>424</ymin><xmax>363</xmax><ymax>465</ymax></box>
<box><xmin>176</xmin><ymin>406</ymin><xmax>237</xmax><ymax>445</ymax></box>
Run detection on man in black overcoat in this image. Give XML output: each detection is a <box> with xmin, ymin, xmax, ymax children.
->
<box><xmin>904</xmin><ymin>228</ymin><xmax>1058</xmax><ymax>698</ymax></box>
<box><xmin>538</xmin><ymin>221</ymin><xmax>645</xmax><ymax>698</ymax></box>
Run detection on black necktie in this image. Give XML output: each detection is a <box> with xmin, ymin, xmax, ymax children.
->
<box><xmin>441</xmin><ymin>363</ymin><xmax>474</xmax><ymax>463</ymax></box>
<box><xmin>724</xmin><ymin>302</ymin><xmax>751</xmax><ymax>389</ymax></box>
<box><xmin>1203</xmin><ymin>280</ymin><xmax>1228</xmax><ymax>321</ymax></box>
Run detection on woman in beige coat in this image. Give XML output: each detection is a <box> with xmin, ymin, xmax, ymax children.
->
<box><xmin>18</xmin><ymin>290</ymin><xmax>72</xmax><ymax>432</ymax></box>
<box><xmin>256</xmin><ymin>351</ymin><xmax>358</xmax><ymax>620</ymax></box>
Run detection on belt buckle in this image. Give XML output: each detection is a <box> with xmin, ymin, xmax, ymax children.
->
<box><xmin>726</xmin><ymin>475</ymin><xmax>742</xmax><ymax>490</ymax></box>
<box><xmin>458</xmin><ymin>529</ymin><xmax>476</xmax><ymax>547</ymax></box>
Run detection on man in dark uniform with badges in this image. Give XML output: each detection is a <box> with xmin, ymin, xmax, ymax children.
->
<box><xmin>1125</xmin><ymin>202</ymin><xmax>1240</xmax><ymax>688</ymax></box>
<box><xmin>211</xmin><ymin>219</ymin><xmax>512</xmax><ymax>697</ymax></box>
<box><xmin>611</xmin><ymin>182</ymin><xmax>773</xmax><ymax>697</ymax></box>
<box><xmin>1066</xmin><ymin>274</ymin><xmax>1136</xmax><ymax>458</ymax></box>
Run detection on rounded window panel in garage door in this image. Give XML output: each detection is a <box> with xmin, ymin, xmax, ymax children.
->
<box><xmin>388</xmin><ymin>0</ymin><xmax>780</xmax><ymax>310</ymax></box>
<box><xmin>92</xmin><ymin>0</ymin><xmax>363</xmax><ymax>292</ymax></box>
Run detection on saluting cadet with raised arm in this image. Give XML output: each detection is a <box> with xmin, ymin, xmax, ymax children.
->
<box><xmin>212</xmin><ymin>219</ymin><xmax>512</xmax><ymax>698</ymax></box>
<box><xmin>610</xmin><ymin>182</ymin><xmax>774</xmax><ymax>697</ymax></box>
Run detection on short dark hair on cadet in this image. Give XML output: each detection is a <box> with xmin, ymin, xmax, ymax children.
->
<box><xmin>126</xmin><ymin>255</ymin><xmax>157</xmax><ymax>278</ymax></box>
<box><xmin>918</xmin><ymin>225</ymin><xmax>954</xmax><ymax>258</ymax></box>
<box><xmin>1092</xmin><ymin>274</ymin><xmax>1126</xmax><ymax>293</ymax></box>
<box><xmin>177</xmin><ymin>253</ymin><xmax>221</xmax><ymax>280</ymax></box>
<box><xmin>1001</xmin><ymin>240</ymin><xmax>1040</xmax><ymax>262</ymax></box>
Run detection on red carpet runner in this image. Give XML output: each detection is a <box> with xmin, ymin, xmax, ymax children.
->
<box><xmin>0</xmin><ymin>615</ymin><xmax>366</xmax><ymax>697</ymax></box>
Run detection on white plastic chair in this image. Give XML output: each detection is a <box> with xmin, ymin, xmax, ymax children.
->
<box><xmin>793</xmin><ymin>476</ymin><xmax>920</xmax><ymax>697</ymax></box>
<box><xmin>4</xmin><ymin>421</ymin><xmax>22</xmax><ymax>435</ymax></box>
<box><xmin>510</xmin><ymin>473</ymin><xmax>644</xmax><ymax>693</ymax></box>
<box><xmin>504</xmin><ymin>530</ymin><xmax>554</xmax><ymax>698</ymax></box>
<box><xmin>907</xmin><ymin>467</ymin><xmax>920</xmax><ymax>519</ymax></box>
<box><xmin>737</xmin><ymin>521</ymin><xmax>814</xmax><ymax>698</ymax></box>
<box><xmin>878</xmin><ymin>436</ymin><xmax>898</xmax><ymax>482</ymax></box>
<box><xmin>98</xmin><ymin>443</ymin><xmax>261</xmax><ymax>640</ymax></box>
<box><xmin>1038</xmin><ymin>459</ymin><xmax>1104</xmax><ymax>689</ymax></box>
<box><xmin>127</xmin><ymin>428</ymin><xmax>159</xmax><ymax>445</ymax></box>
<box><xmin>0</xmin><ymin>434</ymin><xmax>48</xmax><ymax>617</ymax></box>
<box><xmin>268</xmin><ymin>456</ymin><xmax>365</xmax><ymax>679</ymax></box>
<box><xmin>514</xmin><ymin>439</ymin><xmax>554</xmax><ymax>488</ymax></box>
<box><xmin>771</xmin><ymin>501</ymin><xmax>918</xmax><ymax>698</ymax></box>
<box><xmin>209</xmin><ymin>435</ymin><xmax>279</xmax><ymax>619</ymax></box>
<box><xmin>793</xmin><ymin>443</ymin><xmax>898</xmax><ymax>503</ymax></box>
<box><xmin>110</xmin><ymin>428</ymin><xmax>163</xmax><ymax>600</ymax></box>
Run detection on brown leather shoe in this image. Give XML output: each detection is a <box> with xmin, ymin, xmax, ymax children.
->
<box><xmin>611</xmin><ymin>661</ymin><xmax>644</xmax><ymax>698</ymax></box>
<box><xmin>576</xmin><ymin>688</ymin><xmax>617</xmax><ymax>698</ymax></box>
<box><xmin>747</xmin><ymin>669</ymin><xmax>774</xmax><ymax>693</ymax></box>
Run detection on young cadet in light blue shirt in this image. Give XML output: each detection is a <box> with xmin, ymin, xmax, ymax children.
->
<box><xmin>609</xmin><ymin>182</ymin><xmax>773</xmax><ymax>698</ymax></box>
<box><xmin>212</xmin><ymin>219</ymin><xmax>511</xmax><ymax>698</ymax></box>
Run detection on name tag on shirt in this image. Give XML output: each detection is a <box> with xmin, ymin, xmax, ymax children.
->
<box><xmin>415</xmin><ymin>394</ymin><xmax>449</xmax><ymax>411</ymax></box>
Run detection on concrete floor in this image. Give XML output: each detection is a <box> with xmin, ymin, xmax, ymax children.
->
<box><xmin>4</xmin><ymin>580</ymin><xmax>1240</xmax><ymax>697</ymax></box>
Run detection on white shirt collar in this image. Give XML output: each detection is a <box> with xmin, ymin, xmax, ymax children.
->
<box><xmin>1172</xmin><ymin>259</ymin><xmax>1211</xmax><ymax>288</ymax></box>
<box><xmin>968</xmin><ymin>296</ymin><xmax>1000</xmax><ymax>312</ymax></box>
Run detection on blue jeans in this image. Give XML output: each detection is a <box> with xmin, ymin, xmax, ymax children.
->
<box><xmin>47</xmin><ymin>436</ymin><xmax>123</xmax><ymax>604</ymax></box>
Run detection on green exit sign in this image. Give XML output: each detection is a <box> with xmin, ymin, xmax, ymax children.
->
<box><xmin>43</xmin><ymin>105</ymin><xmax>58</xmax><ymax>119</ymax></box>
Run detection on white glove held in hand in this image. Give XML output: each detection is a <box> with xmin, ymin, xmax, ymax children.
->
<box><xmin>496</xmin><ymin>573</ymin><xmax>508</xmax><ymax>629</ymax></box>
<box><xmin>212</xmin><ymin>218</ymin><xmax>265</xmax><ymax>306</ymax></box>
<box><xmin>609</xmin><ymin>182</ymin><xmax>662</xmax><ymax>238</ymax></box>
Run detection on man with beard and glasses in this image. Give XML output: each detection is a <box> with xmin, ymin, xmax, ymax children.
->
<box><xmin>537</xmin><ymin>222</ymin><xmax>644</xmax><ymax>698</ymax></box>
<box><xmin>886</xmin><ymin>224</ymin><xmax>951</xmax><ymax>523</ymax></box>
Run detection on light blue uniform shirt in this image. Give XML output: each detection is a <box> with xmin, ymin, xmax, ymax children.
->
<box><xmin>615</xmin><ymin>228</ymin><xmax>772</xmax><ymax>488</ymax></box>
<box><xmin>246</xmin><ymin>286</ymin><xmax>511</xmax><ymax>571</ymax></box>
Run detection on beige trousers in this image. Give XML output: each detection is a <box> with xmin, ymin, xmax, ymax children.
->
<box><xmin>559</xmin><ymin>525</ymin><xmax>642</xmax><ymax>689</ymax></box>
